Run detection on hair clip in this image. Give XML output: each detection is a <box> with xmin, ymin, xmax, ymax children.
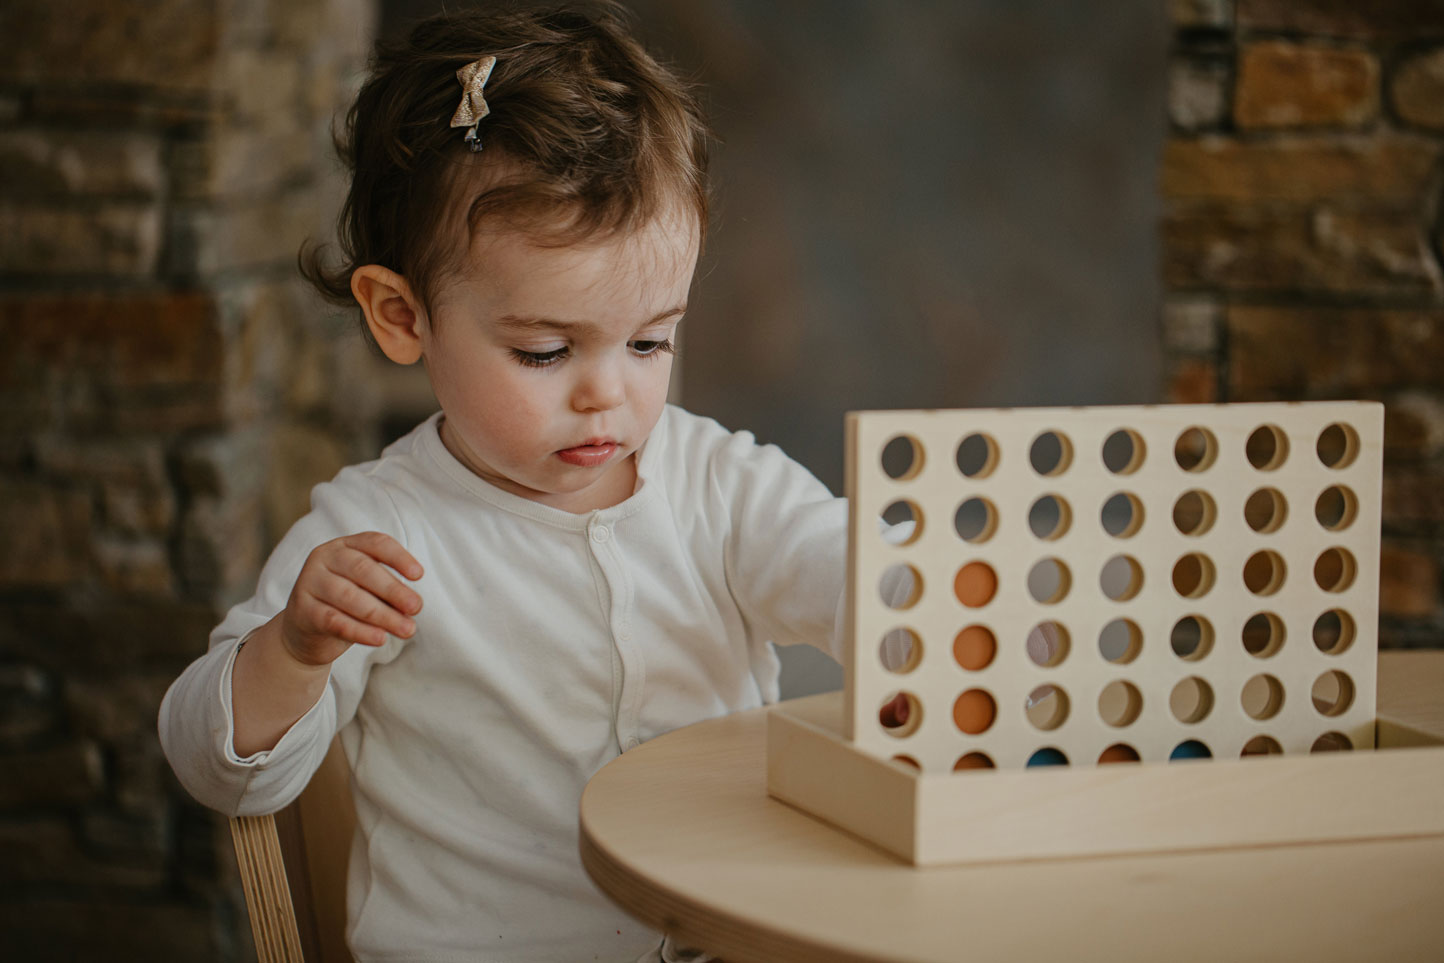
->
<box><xmin>449</xmin><ymin>55</ymin><xmax>497</xmax><ymax>152</ymax></box>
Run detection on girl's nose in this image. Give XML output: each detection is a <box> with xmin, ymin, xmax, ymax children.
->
<box><xmin>571</xmin><ymin>359</ymin><xmax>626</xmax><ymax>412</ymax></box>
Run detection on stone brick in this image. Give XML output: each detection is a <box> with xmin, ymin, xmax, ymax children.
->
<box><xmin>170</xmin><ymin>189</ymin><xmax>323</xmax><ymax>277</ymax></box>
<box><xmin>0</xmin><ymin>202</ymin><xmax>162</xmax><ymax>276</ymax></box>
<box><xmin>0</xmin><ymin>815</ymin><xmax>166</xmax><ymax>888</ymax></box>
<box><xmin>1163</xmin><ymin>297</ymin><xmax>1221</xmax><ymax>353</ymax></box>
<box><xmin>1227</xmin><ymin>306</ymin><xmax>1444</xmax><ymax>398</ymax></box>
<box><xmin>0</xmin><ymin>291</ymin><xmax>223</xmax><ymax>391</ymax></box>
<box><xmin>1172</xmin><ymin>0</ymin><xmax>1233</xmax><ymax>28</ymax></box>
<box><xmin>180</xmin><ymin>494</ymin><xmax>265</xmax><ymax>603</ymax></box>
<box><xmin>0</xmin><ymin>600</ymin><xmax>221</xmax><ymax>672</ymax></box>
<box><xmin>177</xmin><ymin>428</ymin><xmax>269</xmax><ymax>501</ymax></box>
<box><xmin>0</xmin><ymin>741</ymin><xmax>103</xmax><ymax>809</ymax></box>
<box><xmin>268</xmin><ymin>422</ymin><xmax>349</xmax><ymax>536</ymax></box>
<box><xmin>1166</xmin><ymin>357</ymin><xmax>1219</xmax><ymax>403</ymax></box>
<box><xmin>34</xmin><ymin>435</ymin><xmax>167</xmax><ymax>486</ymax></box>
<box><xmin>64</xmin><ymin>673</ymin><xmax>174</xmax><ymax>743</ymax></box>
<box><xmin>101</xmin><ymin>480</ymin><xmax>178</xmax><ymax>537</ymax></box>
<box><xmin>173</xmin><ymin>122</ymin><xmax>315</xmax><ymax>201</ymax></box>
<box><xmin>94</xmin><ymin>536</ymin><xmax>176</xmax><ymax>597</ymax></box>
<box><xmin>1169</xmin><ymin>57</ymin><xmax>1230</xmax><ymax>130</ymax></box>
<box><xmin>1164</xmin><ymin>207</ymin><xmax>1439</xmax><ymax>297</ymax></box>
<box><xmin>0</xmin><ymin>0</ymin><xmax>218</xmax><ymax>90</ymax></box>
<box><xmin>1161</xmin><ymin>135</ymin><xmax>1441</xmax><ymax>205</ymax></box>
<box><xmin>0</xmin><ymin>900</ymin><xmax>220</xmax><ymax>960</ymax></box>
<box><xmin>1235</xmin><ymin>42</ymin><xmax>1378</xmax><ymax>129</ymax></box>
<box><xmin>1238</xmin><ymin>0</ymin><xmax>1444</xmax><ymax>40</ymax></box>
<box><xmin>0</xmin><ymin>130</ymin><xmax>165</xmax><ymax>199</ymax></box>
<box><xmin>0</xmin><ymin>664</ymin><xmax>55</xmax><ymax>746</ymax></box>
<box><xmin>0</xmin><ymin>481</ymin><xmax>92</xmax><ymax>589</ymax></box>
<box><xmin>1392</xmin><ymin>46</ymin><xmax>1444</xmax><ymax>130</ymax></box>
<box><xmin>1384</xmin><ymin>391</ymin><xmax>1444</xmax><ymax>461</ymax></box>
<box><xmin>1385</xmin><ymin>468</ymin><xmax>1444</xmax><ymax>529</ymax></box>
<box><xmin>1380</xmin><ymin>542</ymin><xmax>1441</xmax><ymax>619</ymax></box>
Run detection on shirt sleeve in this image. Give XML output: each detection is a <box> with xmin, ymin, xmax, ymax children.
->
<box><xmin>701</xmin><ymin>424</ymin><xmax>850</xmax><ymax>663</ymax></box>
<box><xmin>157</xmin><ymin>465</ymin><xmax>413</xmax><ymax>816</ymax></box>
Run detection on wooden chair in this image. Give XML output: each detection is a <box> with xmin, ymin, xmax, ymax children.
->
<box><xmin>230</xmin><ymin>738</ymin><xmax>356</xmax><ymax>963</ymax></box>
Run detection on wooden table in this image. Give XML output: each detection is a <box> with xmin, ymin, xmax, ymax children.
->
<box><xmin>579</xmin><ymin>651</ymin><xmax>1444</xmax><ymax>962</ymax></box>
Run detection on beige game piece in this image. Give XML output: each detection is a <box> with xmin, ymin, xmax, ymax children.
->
<box><xmin>768</xmin><ymin>402</ymin><xmax>1444</xmax><ymax>864</ymax></box>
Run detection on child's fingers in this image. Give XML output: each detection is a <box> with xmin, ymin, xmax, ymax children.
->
<box><xmin>326</xmin><ymin>546</ymin><xmax>423</xmax><ymax>617</ymax></box>
<box><xmin>310</xmin><ymin>571</ymin><xmax>417</xmax><ymax>640</ymax></box>
<box><xmin>306</xmin><ymin>600</ymin><xmax>391</xmax><ymax>648</ymax></box>
<box><xmin>343</xmin><ymin>531</ymin><xmax>424</xmax><ymax>581</ymax></box>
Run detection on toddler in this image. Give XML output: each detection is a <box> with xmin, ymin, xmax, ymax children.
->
<box><xmin>159</xmin><ymin>4</ymin><xmax>852</xmax><ymax>960</ymax></box>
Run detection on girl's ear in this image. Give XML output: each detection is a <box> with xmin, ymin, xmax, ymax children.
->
<box><xmin>352</xmin><ymin>265</ymin><xmax>426</xmax><ymax>364</ymax></box>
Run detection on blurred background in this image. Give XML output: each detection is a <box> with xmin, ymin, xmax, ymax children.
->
<box><xmin>2</xmin><ymin>0</ymin><xmax>1442</xmax><ymax>956</ymax></box>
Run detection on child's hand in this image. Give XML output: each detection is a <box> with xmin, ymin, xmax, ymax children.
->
<box><xmin>279</xmin><ymin>532</ymin><xmax>424</xmax><ymax>667</ymax></box>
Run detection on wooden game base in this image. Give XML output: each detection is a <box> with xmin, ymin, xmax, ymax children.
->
<box><xmin>767</xmin><ymin>680</ymin><xmax>1444</xmax><ymax>867</ymax></box>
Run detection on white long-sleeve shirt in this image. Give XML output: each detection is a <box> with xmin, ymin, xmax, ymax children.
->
<box><xmin>158</xmin><ymin>405</ymin><xmax>847</xmax><ymax>962</ymax></box>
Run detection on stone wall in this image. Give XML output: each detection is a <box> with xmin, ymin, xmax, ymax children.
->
<box><xmin>1164</xmin><ymin>0</ymin><xmax>1444</xmax><ymax>648</ymax></box>
<box><xmin>0</xmin><ymin>0</ymin><xmax>377</xmax><ymax>957</ymax></box>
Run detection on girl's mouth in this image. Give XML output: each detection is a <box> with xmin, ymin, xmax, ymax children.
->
<box><xmin>555</xmin><ymin>440</ymin><xmax>619</xmax><ymax>467</ymax></box>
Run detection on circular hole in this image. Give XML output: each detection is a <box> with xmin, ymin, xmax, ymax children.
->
<box><xmin>1172</xmin><ymin>490</ymin><xmax>1216</xmax><ymax>536</ymax></box>
<box><xmin>953</xmin><ymin>751</ymin><xmax>996</xmax><ymax>771</ymax></box>
<box><xmin>880</xmin><ymin>499</ymin><xmax>924</xmax><ymax>545</ymax></box>
<box><xmin>954</xmin><ymin>562</ymin><xmax>998</xmax><ymax>608</ymax></box>
<box><xmin>1241</xmin><ymin>674</ymin><xmax>1286</xmax><ymax>721</ymax></box>
<box><xmin>1170</xmin><ymin>615</ymin><xmax>1214</xmax><ymax>660</ymax></box>
<box><xmin>879</xmin><ymin>691</ymin><xmax>922</xmax><ymax>737</ymax></box>
<box><xmin>1241</xmin><ymin>735</ymin><xmax>1283</xmax><ymax>757</ymax></box>
<box><xmin>882</xmin><ymin>435</ymin><xmax>924</xmax><ymax>480</ymax></box>
<box><xmin>1025</xmin><ymin>747</ymin><xmax>1069</xmax><ymax>768</ymax></box>
<box><xmin>891</xmin><ymin>754</ymin><xmax>921</xmax><ymax>770</ymax></box>
<box><xmin>1312</xmin><ymin>609</ymin><xmax>1356</xmax><ymax>655</ymax></box>
<box><xmin>953</xmin><ymin>688</ymin><xmax>997</xmax><ymax>735</ymax></box>
<box><xmin>1098</xmin><ymin>743</ymin><xmax>1142</xmax><ymax>764</ymax></box>
<box><xmin>1314</xmin><ymin>486</ymin><xmax>1358</xmax><ymax>532</ymax></box>
<box><xmin>954</xmin><ymin>497</ymin><xmax>998</xmax><ymax>543</ymax></box>
<box><xmin>1312</xmin><ymin>732</ymin><xmax>1354</xmax><ymax>753</ymax></box>
<box><xmin>1029</xmin><ymin>430</ymin><xmax>1073</xmax><ymax>477</ymax></box>
<box><xmin>1312</xmin><ymin>671</ymin><xmax>1356</xmax><ymax>717</ymax></box>
<box><xmin>1170</xmin><ymin>739</ymin><xmax>1213</xmax><ymax>761</ymax></box>
<box><xmin>1317</xmin><ymin>423</ymin><xmax>1360</xmax><ymax>470</ymax></box>
<box><xmin>1100</xmin><ymin>555</ymin><xmax>1143</xmax><ymax>602</ymax></box>
<box><xmin>1244</xmin><ymin>487</ymin><xmax>1288</xmax><ymax>534</ymax></box>
<box><xmin>1101</xmin><ymin>492</ymin><xmax>1144</xmax><ymax>538</ymax></box>
<box><xmin>1098</xmin><ymin>680</ymin><xmax>1143</xmax><ymax>728</ymax></box>
<box><xmin>1025</xmin><ymin>684</ymin><xmax>1070</xmax><ymax>731</ymax></box>
<box><xmin>1246</xmin><ymin>424</ymin><xmax>1290</xmax><ymax>471</ymax></box>
<box><xmin>879</xmin><ymin>563</ymin><xmax>923</xmax><ymax>609</ymax></box>
<box><xmin>1025</xmin><ymin>621</ymin><xmax>1070</xmax><ymax>668</ymax></box>
<box><xmin>1243</xmin><ymin>550</ymin><xmax>1287</xmax><ymax>596</ymax></box>
<box><xmin>1102</xmin><ymin>429</ymin><xmax>1146</xmax><ymax>475</ymax></box>
<box><xmin>1027</xmin><ymin>558</ymin><xmax>1072</xmax><ymax>604</ymax></box>
<box><xmin>1314</xmin><ymin>547</ymin><xmax>1357</xmax><ymax>593</ymax></box>
<box><xmin>1174</xmin><ymin>427</ymin><xmax>1218</xmax><ymax>472</ymax></box>
<box><xmin>1242</xmin><ymin>612</ymin><xmax>1286</xmax><ymax>658</ymax></box>
<box><xmin>953</xmin><ymin>625</ymin><xmax>997</xmax><ymax>671</ymax></box>
<box><xmin>1172</xmin><ymin>553</ymin><xmax>1216</xmax><ymax>599</ymax></box>
<box><xmin>879</xmin><ymin>628</ymin><xmax>922</xmax><ymax>673</ymax></box>
<box><xmin>1098</xmin><ymin>618</ymin><xmax>1142</xmax><ymax>664</ymax></box>
<box><xmin>956</xmin><ymin>432</ymin><xmax>1000</xmax><ymax>478</ymax></box>
<box><xmin>1170</xmin><ymin>676</ymin><xmax>1215</xmax><ymax>724</ymax></box>
<box><xmin>1028</xmin><ymin>494</ymin><xmax>1072</xmax><ymax>540</ymax></box>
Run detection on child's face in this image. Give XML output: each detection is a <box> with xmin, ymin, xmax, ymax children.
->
<box><xmin>420</xmin><ymin>212</ymin><xmax>698</xmax><ymax>513</ymax></box>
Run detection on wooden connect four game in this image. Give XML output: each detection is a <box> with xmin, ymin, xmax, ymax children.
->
<box><xmin>768</xmin><ymin>402</ymin><xmax>1444</xmax><ymax>866</ymax></box>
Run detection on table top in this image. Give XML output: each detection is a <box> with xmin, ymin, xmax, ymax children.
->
<box><xmin>579</xmin><ymin>650</ymin><xmax>1444</xmax><ymax>963</ymax></box>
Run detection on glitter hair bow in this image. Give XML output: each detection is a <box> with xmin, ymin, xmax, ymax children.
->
<box><xmin>449</xmin><ymin>55</ymin><xmax>497</xmax><ymax>152</ymax></box>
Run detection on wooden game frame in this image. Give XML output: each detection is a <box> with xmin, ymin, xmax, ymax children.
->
<box><xmin>767</xmin><ymin>402</ymin><xmax>1444</xmax><ymax>865</ymax></box>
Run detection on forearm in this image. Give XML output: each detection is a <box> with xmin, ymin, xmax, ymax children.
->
<box><xmin>231</xmin><ymin>613</ymin><xmax>333</xmax><ymax>757</ymax></box>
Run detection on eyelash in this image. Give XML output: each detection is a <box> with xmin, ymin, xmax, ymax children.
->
<box><xmin>509</xmin><ymin>339</ymin><xmax>675</xmax><ymax>369</ymax></box>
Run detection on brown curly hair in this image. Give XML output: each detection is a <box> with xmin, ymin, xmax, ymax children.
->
<box><xmin>300</xmin><ymin>2</ymin><xmax>711</xmax><ymax>341</ymax></box>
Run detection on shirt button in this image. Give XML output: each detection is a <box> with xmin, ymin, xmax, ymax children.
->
<box><xmin>590</xmin><ymin>526</ymin><xmax>611</xmax><ymax>543</ymax></box>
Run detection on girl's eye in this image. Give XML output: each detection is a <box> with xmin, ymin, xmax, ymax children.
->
<box><xmin>630</xmin><ymin>338</ymin><xmax>675</xmax><ymax>358</ymax></box>
<box><xmin>510</xmin><ymin>347</ymin><xmax>568</xmax><ymax>368</ymax></box>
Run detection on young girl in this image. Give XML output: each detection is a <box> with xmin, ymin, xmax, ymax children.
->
<box><xmin>159</xmin><ymin>4</ymin><xmax>850</xmax><ymax>960</ymax></box>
